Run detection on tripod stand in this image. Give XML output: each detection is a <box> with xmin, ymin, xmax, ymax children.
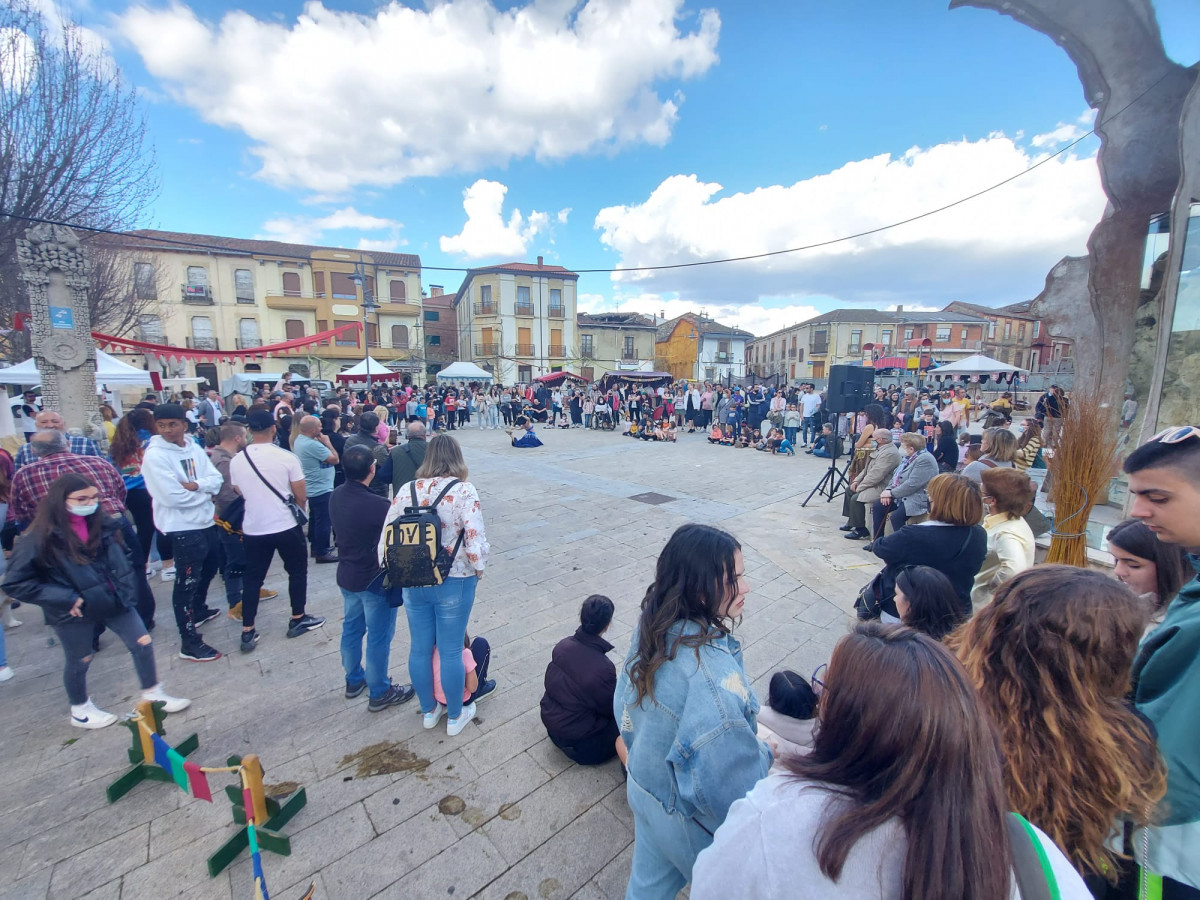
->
<box><xmin>802</xmin><ymin>448</ymin><xmax>853</xmax><ymax>506</ymax></box>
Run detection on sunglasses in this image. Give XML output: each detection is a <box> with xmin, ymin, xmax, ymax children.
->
<box><xmin>811</xmin><ymin>664</ymin><xmax>827</xmax><ymax>697</ymax></box>
<box><xmin>1151</xmin><ymin>426</ymin><xmax>1200</xmax><ymax>444</ymax></box>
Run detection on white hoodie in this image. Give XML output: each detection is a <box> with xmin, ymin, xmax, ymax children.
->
<box><xmin>141</xmin><ymin>435</ymin><xmax>224</xmax><ymax>533</ymax></box>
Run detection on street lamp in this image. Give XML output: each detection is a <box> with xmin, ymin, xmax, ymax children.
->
<box><xmin>349</xmin><ymin>261</ymin><xmax>381</xmax><ymax>392</ymax></box>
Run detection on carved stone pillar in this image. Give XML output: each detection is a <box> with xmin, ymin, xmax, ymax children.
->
<box><xmin>16</xmin><ymin>224</ymin><xmax>102</xmax><ymax>435</ymax></box>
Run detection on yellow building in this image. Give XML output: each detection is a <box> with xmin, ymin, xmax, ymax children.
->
<box><xmin>655</xmin><ymin>313</ymin><xmax>752</xmax><ymax>382</ymax></box>
<box><xmin>106</xmin><ymin>230</ymin><xmax>423</xmax><ymax>385</ymax></box>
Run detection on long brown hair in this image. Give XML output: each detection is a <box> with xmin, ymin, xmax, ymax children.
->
<box><xmin>110</xmin><ymin>408</ymin><xmax>154</xmax><ymax>467</ymax></box>
<box><xmin>947</xmin><ymin>566</ymin><xmax>1165</xmax><ymax>881</ymax></box>
<box><xmin>627</xmin><ymin>524</ymin><xmax>740</xmax><ymax>705</ymax></box>
<box><xmin>786</xmin><ymin>623</ymin><xmax>1012</xmax><ymax>900</ymax></box>
<box><xmin>28</xmin><ymin>473</ymin><xmax>108</xmax><ymax>564</ymax></box>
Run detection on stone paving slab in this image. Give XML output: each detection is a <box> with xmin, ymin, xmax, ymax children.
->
<box><xmin>0</xmin><ymin>425</ymin><xmax>875</xmax><ymax>898</ymax></box>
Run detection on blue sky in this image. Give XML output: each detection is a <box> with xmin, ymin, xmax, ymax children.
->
<box><xmin>77</xmin><ymin>0</ymin><xmax>1200</xmax><ymax>335</ymax></box>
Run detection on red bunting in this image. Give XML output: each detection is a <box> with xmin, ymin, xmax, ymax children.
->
<box><xmin>90</xmin><ymin>321</ymin><xmax>363</xmax><ymax>365</ymax></box>
<box><xmin>183</xmin><ymin>761</ymin><xmax>212</xmax><ymax>802</ymax></box>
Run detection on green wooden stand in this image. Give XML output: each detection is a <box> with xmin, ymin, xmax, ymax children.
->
<box><xmin>206</xmin><ymin>754</ymin><xmax>308</xmax><ymax>878</ymax></box>
<box><xmin>106</xmin><ymin>701</ymin><xmax>199</xmax><ymax>803</ymax></box>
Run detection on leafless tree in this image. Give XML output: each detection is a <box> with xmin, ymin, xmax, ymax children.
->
<box><xmin>0</xmin><ymin>0</ymin><xmax>158</xmax><ymax>355</ymax></box>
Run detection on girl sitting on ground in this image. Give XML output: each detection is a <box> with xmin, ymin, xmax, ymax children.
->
<box><xmin>432</xmin><ymin>632</ymin><xmax>496</xmax><ymax>708</ymax></box>
<box><xmin>708</xmin><ymin>423</ymin><xmax>724</xmax><ymax>444</ymax></box>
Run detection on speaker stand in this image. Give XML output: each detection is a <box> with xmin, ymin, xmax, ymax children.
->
<box><xmin>802</xmin><ymin>454</ymin><xmax>852</xmax><ymax>506</ymax></box>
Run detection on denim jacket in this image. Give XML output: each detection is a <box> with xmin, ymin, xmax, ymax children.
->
<box><xmin>615</xmin><ymin>621</ymin><xmax>772</xmax><ymax>834</ymax></box>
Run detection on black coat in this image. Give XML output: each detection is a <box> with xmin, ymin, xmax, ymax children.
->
<box><xmin>3</xmin><ymin>518</ymin><xmax>139</xmax><ymax>626</ymax></box>
<box><xmin>872</xmin><ymin>523</ymin><xmax>987</xmax><ymax>617</ymax></box>
<box><xmin>540</xmin><ymin>628</ymin><xmax>618</xmax><ymax>743</ymax></box>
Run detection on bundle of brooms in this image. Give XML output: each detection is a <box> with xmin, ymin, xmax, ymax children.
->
<box><xmin>1044</xmin><ymin>390</ymin><xmax>1120</xmax><ymax>567</ymax></box>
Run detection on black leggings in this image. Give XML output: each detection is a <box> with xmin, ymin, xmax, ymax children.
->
<box><xmin>550</xmin><ymin>718</ymin><xmax>620</xmax><ymax>766</ymax></box>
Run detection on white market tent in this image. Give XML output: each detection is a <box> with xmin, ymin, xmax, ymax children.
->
<box><xmin>930</xmin><ymin>354</ymin><xmax>1028</xmax><ymax>376</ymax></box>
<box><xmin>336</xmin><ymin>357</ymin><xmax>395</xmax><ymax>383</ymax></box>
<box><xmin>435</xmin><ymin>361</ymin><xmax>494</xmax><ymax>383</ymax></box>
<box><xmin>0</xmin><ymin>349</ymin><xmax>154</xmax><ymax>387</ymax></box>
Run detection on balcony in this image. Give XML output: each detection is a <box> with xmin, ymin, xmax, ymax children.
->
<box><xmin>847</xmin><ymin>345</ymin><xmax>861</xmax><ymax>355</ymax></box>
<box><xmin>181</xmin><ymin>284</ymin><xmax>213</xmax><ymax>305</ymax></box>
<box><xmin>787</xmin><ymin>348</ymin><xmax>797</xmax><ymax>359</ymax></box>
<box><xmin>473</xmin><ymin>302</ymin><xmax>497</xmax><ymax>316</ymax></box>
<box><xmin>548</xmin><ymin>344</ymin><xmax>566</xmax><ymax>358</ymax></box>
<box><xmin>474</xmin><ymin>342</ymin><xmax>500</xmax><ymax>356</ymax></box>
<box><xmin>515</xmin><ymin>343</ymin><xmax>536</xmax><ymax>356</ymax></box>
<box><xmin>809</xmin><ymin>342</ymin><xmax>829</xmax><ymax>355</ymax></box>
<box><xmin>514</xmin><ymin>302</ymin><xmax>534</xmax><ymax>317</ymax></box>
<box><xmin>186</xmin><ymin>336</ymin><xmax>219</xmax><ymax>350</ymax></box>
<box><xmin>379</xmin><ymin>300</ymin><xmax>419</xmax><ymax>316</ymax></box>
<box><xmin>621</xmin><ymin>350</ymin><xmax>637</xmax><ymax>361</ymax></box>
<box><xmin>236</xmin><ymin>338</ymin><xmax>262</xmax><ymax>349</ymax></box>
<box><xmin>716</xmin><ymin>352</ymin><xmax>730</xmax><ymax>362</ymax></box>
<box><xmin>548</xmin><ymin>306</ymin><xmax>565</xmax><ymax>319</ymax></box>
<box><xmin>265</xmin><ymin>291</ymin><xmax>320</xmax><ymax>311</ymax></box>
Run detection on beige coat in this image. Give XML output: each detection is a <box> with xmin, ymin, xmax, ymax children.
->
<box><xmin>852</xmin><ymin>442</ymin><xmax>902</xmax><ymax>504</ymax></box>
<box><xmin>971</xmin><ymin>513</ymin><xmax>1036</xmax><ymax>610</ymax></box>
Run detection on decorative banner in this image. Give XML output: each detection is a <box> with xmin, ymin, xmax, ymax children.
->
<box><xmin>183</xmin><ymin>761</ymin><xmax>212</xmax><ymax>802</ymax></box>
<box><xmin>91</xmin><ymin>321</ymin><xmax>363</xmax><ymax>365</ymax></box>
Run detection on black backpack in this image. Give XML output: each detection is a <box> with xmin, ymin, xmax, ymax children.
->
<box><xmin>383</xmin><ymin>480</ymin><xmax>464</xmax><ymax>588</ymax></box>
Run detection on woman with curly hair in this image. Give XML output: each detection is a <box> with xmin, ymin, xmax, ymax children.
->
<box><xmin>615</xmin><ymin>523</ymin><xmax>771</xmax><ymax>899</ymax></box>
<box><xmin>948</xmin><ymin>567</ymin><xmax>1166</xmax><ymax>893</ymax></box>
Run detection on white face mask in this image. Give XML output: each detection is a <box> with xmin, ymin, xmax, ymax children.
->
<box><xmin>69</xmin><ymin>502</ymin><xmax>99</xmax><ymax>517</ymax></box>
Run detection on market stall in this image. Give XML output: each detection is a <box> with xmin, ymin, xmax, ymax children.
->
<box><xmin>436</xmin><ymin>361</ymin><xmax>495</xmax><ymax>386</ymax></box>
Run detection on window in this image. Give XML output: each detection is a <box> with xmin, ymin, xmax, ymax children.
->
<box><xmin>849</xmin><ymin>329</ymin><xmax>862</xmax><ymax>353</ymax></box>
<box><xmin>581</xmin><ymin>334</ymin><xmax>594</xmax><ymax>355</ymax></box>
<box><xmin>391</xmin><ymin>324</ymin><xmax>408</xmax><ymax>348</ymax></box>
<box><xmin>1018</xmin><ymin>323</ymin><xmax>1026</xmax><ymax>341</ymax></box>
<box><xmin>881</xmin><ymin>329</ymin><xmax>892</xmax><ymax>347</ymax></box>
<box><xmin>903</xmin><ymin>328</ymin><xmax>914</xmax><ymax>341</ymax></box>
<box><xmin>960</xmin><ymin>328</ymin><xmax>969</xmax><ymax>348</ymax></box>
<box><xmin>624</xmin><ymin>336</ymin><xmax>634</xmax><ymax>354</ymax></box>
<box><xmin>389</xmin><ymin>280</ymin><xmax>406</xmax><ymax>303</ymax></box>
<box><xmin>235</xmin><ymin>268</ymin><xmax>255</xmax><ymax>303</ymax></box>
<box><xmin>285</xmin><ymin>319</ymin><xmax>307</xmax><ymax>341</ymax></box>
<box><xmin>138</xmin><ymin>314</ymin><xmax>164</xmax><ymax>340</ymax></box>
<box><xmin>134</xmin><ymin>263</ymin><xmax>156</xmax><ymax>300</ymax></box>
<box><xmin>812</xmin><ymin>330</ymin><xmax>829</xmax><ymax>352</ymax></box>
<box><xmin>517</xmin><ymin>286</ymin><xmax>530</xmax><ymax>304</ymax></box>
<box><xmin>195</xmin><ymin>363</ymin><xmax>218</xmax><ymax>390</ymax></box>
<box><xmin>191</xmin><ymin>316</ymin><xmax>213</xmax><ymax>338</ymax></box>
<box><xmin>186</xmin><ymin>266</ymin><xmax>207</xmax><ymax>286</ymax></box>
<box><xmin>330</xmin><ymin>272</ymin><xmax>357</xmax><ymax>300</ymax></box>
<box><xmin>988</xmin><ymin>320</ymin><xmax>996</xmax><ymax>339</ymax></box>
<box><xmin>424</xmin><ymin>310</ymin><xmax>440</xmax><ymax>322</ymax></box>
<box><xmin>281</xmin><ymin>272</ymin><xmax>301</xmax><ymax>296</ymax></box>
<box><xmin>366</xmin><ymin>322</ymin><xmax>379</xmax><ymax>347</ymax></box>
<box><xmin>238</xmin><ymin>318</ymin><xmax>260</xmax><ymax>348</ymax></box>
<box><xmin>365</xmin><ymin>276</ymin><xmax>376</xmax><ymax>300</ymax></box>
<box><xmin>518</xmin><ymin>365</ymin><xmax>532</xmax><ymax>382</ymax></box>
<box><xmin>313</xmin><ymin>271</ymin><xmax>326</xmax><ymax>298</ymax></box>
<box><xmin>936</xmin><ymin>326</ymin><xmax>951</xmax><ymax>342</ymax></box>
<box><xmin>333</xmin><ymin>320</ymin><xmax>357</xmax><ymax>346</ymax></box>
<box><xmin>516</xmin><ymin>285</ymin><xmax>532</xmax><ymax>314</ymax></box>
<box><xmin>1004</xmin><ymin>321</ymin><xmax>1012</xmax><ymax>339</ymax></box>
<box><xmin>427</xmin><ymin>334</ymin><xmax>442</xmax><ymax>346</ymax></box>
<box><xmin>549</xmin><ymin>288</ymin><xmax>563</xmax><ymax>312</ymax></box>
<box><xmin>1033</xmin><ymin>320</ymin><xmax>1041</xmax><ymax>339</ymax></box>
<box><xmin>480</xmin><ymin>285</ymin><xmax>491</xmax><ymax>304</ymax></box>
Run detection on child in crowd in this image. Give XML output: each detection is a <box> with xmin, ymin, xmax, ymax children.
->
<box><xmin>959</xmin><ymin>441</ymin><xmax>983</xmax><ymax>472</ymax></box>
<box><xmin>756</xmin><ymin>669</ymin><xmax>818</xmax><ymax>770</ymax></box>
<box><xmin>921</xmin><ymin>408</ymin><xmax>938</xmax><ymax>446</ymax></box>
<box><xmin>782</xmin><ymin>403</ymin><xmax>801</xmax><ymax>447</ymax></box>
<box><xmin>708</xmin><ymin>424</ymin><xmax>724</xmax><ymax>444</ymax></box>
<box><xmin>432</xmin><ymin>632</ymin><xmax>496</xmax><ymax>709</ymax></box>
<box><xmin>737</xmin><ymin>423</ymin><xmax>755</xmax><ymax>448</ymax></box>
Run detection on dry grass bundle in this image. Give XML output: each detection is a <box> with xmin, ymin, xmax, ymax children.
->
<box><xmin>1045</xmin><ymin>391</ymin><xmax>1120</xmax><ymax>567</ymax></box>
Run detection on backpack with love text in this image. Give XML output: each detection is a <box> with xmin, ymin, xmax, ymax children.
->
<box><xmin>383</xmin><ymin>480</ymin><xmax>464</xmax><ymax>588</ymax></box>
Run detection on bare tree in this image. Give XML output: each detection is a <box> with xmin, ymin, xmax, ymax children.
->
<box><xmin>0</xmin><ymin>0</ymin><xmax>157</xmax><ymax>354</ymax></box>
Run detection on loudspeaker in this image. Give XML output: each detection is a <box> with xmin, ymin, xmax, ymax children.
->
<box><xmin>826</xmin><ymin>365</ymin><xmax>875</xmax><ymax>414</ymax></box>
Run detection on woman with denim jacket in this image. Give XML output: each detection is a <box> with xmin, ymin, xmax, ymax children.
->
<box><xmin>615</xmin><ymin>523</ymin><xmax>772</xmax><ymax>900</ymax></box>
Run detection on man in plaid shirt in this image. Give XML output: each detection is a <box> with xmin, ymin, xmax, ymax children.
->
<box><xmin>10</xmin><ymin>431</ymin><xmax>157</xmax><ymax>630</ymax></box>
<box><xmin>12</xmin><ymin>410</ymin><xmax>102</xmax><ymax>470</ymax></box>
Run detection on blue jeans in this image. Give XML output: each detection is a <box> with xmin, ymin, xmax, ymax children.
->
<box><xmin>307</xmin><ymin>492</ymin><xmax>332</xmax><ymax>556</ymax></box>
<box><xmin>625</xmin><ymin>774</ymin><xmax>713</xmax><ymax>900</ymax></box>
<box><xmin>784</xmin><ymin>426</ymin><xmax>798</xmax><ymax>445</ymax></box>
<box><xmin>802</xmin><ymin>415</ymin><xmax>818</xmax><ymax>445</ymax></box>
<box><xmin>779</xmin><ymin>439</ymin><xmax>795</xmax><ymax>455</ymax></box>
<box><xmin>218</xmin><ymin>528</ymin><xmax>245</xmax><ymax>608</ymax></box>
<box><xmin>403</xmin><ymin>576</ymin><xmax>477</xmax><ymax>718</ymax></box>
<box><xmin>340</xmin><ymin>587</ymin><xmax>399</xmax><ymax>700</ymax></box>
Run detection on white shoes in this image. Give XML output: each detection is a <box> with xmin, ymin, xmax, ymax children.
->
<box><xmin>0</xmin><ymin>665</ymin><xmax>13</xmax><ymax>682</ymax></box>
<box><xmin>161</xmin><ymin>567</ymin><xmax>176</xmax><ymax>582</ymax></box>
<box><xmin>447</xmin><ymin>702</ymin><xmax>476</xmax><ymax>737</ymax></box>
<box><xmin>141</xmin><ymin>684</ymin><xmax>191</xmax><ymax>713</ymax></box>
<box><xmin>1</xmin><ymin>612</ymin><xmax>19</xmax><ymax>628</ymax></box>
<box><xmin>422</xmin><ymin>703</ymin><xmax>446</xmax><ymax>730</ymax></box>
<box><xmin>70</xmin><ymin>699</ymin><xmax>118</xmax><ymax>729</ymax></box>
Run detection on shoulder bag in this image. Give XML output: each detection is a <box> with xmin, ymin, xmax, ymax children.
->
<box><xmin>1007</xmin><ymin>812</ymin><xmax>1060</xmax><ymax>900</ymax></box>
<box><xmin>243</xmin><ymin>448</ymin><xmax>308</xmax><ymax>528</ymax></box>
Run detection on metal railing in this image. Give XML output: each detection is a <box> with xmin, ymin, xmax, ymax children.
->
<box><xmin>621</xmin><ymin>350</ymin><xmax>637</xmax><ymax>360</ymax></box>
<box><xmin>514</xmin><ymin>302</ymin><xmax>535</xmax><ymax>316</ymax></box>
<box><xmin>236</xmin><ymin>338</ymin><xmax>262</xmax><ymax>349</ymax></box>
<box><xmin>473</xmin><ymin>302</ymin><xmax>496</xmax><ymax>316</ymax></box>
<box><xmin>474</xmin><ymin>342</ymin><xmax>500</xmax><ymax>355</ymax></box>
<box><xmin>186</xmin><ymin>336</ymin><xmax>219</xmax><ymax>350</ymax></box>
<box><xmin>548</xmin><ymin>306</ymin><xmax>565</xmax><ymax>318</ymax></box>
<box><xmin>515</xmin><ymin>343</ymin><xmax>536</xmax><ymax>356</ymax></box>
<box><xmin>548</xmin><ymin>345</ymin><xmax>566</xmax><ymax>357</ymax></box>
<box><xmin>181</xmin><ymin>285</ymin><xmax>213</xmax><ymax>304</ymax></box>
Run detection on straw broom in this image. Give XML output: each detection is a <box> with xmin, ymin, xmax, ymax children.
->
<box><xmin>1044</xmin><ymin>390</ymin><xmax>1120</xmax><ymax>567</ymax></box>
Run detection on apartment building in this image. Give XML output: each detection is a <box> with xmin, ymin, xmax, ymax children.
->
<box><xmin>942</xmin><ymin>300</ymin><xmax>1069</xmax><ymax>370</ymax></box>
<box><xmin>452</xmin><ymin>257</ymin><xmax>579</xmax><ymax>384</ymax></box>
<box><xmin>655</xmin><ymin>313</ymin><xmax>753</xmax><ymax>382</ymax></box>
<box><xmin>576</xmin><ymin>312</ymin><xmax>658</xmax><ymax>380</ymax></box>
<box><xmin>105</xmin><ymin>230</ymin><xmax>424</xmax><ymax>385</ymax></box>
<box><xmin>421</xmin><ymin>286</ymin><xmax>458</xmax><ymax>380</ymax></box>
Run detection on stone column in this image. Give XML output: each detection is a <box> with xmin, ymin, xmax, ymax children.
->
<box><xmin>16</xmin><ymin>224</ymin><xmax>102</xmax><ymax>436</ymax></box>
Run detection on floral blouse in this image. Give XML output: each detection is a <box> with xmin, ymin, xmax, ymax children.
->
<box><xmin>378</xmin><ymin>476</ymin><xmax>489</xmax><ymax>578</ymax></box>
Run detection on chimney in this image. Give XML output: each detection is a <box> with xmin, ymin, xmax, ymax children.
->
<box><xmin>537</xmin><ymin>256</ymin><xmax>543</xmax><ymax>268</ymax></box>
<box><xmin>896</xmin><ymin>305</ymin><xmax>903</xmax><ymax>313</ymax></box>
<box><xmin>430</xmin><ymin>285</ymin><xmax>444</xmax><ymax>297</ymax></box>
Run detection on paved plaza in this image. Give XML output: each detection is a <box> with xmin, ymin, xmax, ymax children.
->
<box><xmin>0</xmin><ymin>426</ymin><xmax>874</xmax><ymax>899</ymax></box>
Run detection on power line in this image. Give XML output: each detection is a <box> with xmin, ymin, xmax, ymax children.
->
<box><xmin>0</xmin><ymin>68</ymin><xmax>1172</xmax><ymax>278</ymax></box>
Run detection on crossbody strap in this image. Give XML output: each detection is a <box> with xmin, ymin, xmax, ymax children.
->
<box><xmin>243</xmin><ymin>447</ymin><xmax>291</xmax><ymax>508</ymax></box>
<box><xmin>1006</xmin><ymin>813</ymin><xmax>1060</xmax><ymax>900</ymax></box>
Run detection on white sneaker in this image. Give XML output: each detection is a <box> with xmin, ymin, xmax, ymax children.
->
<box><xmin>161</xmin><ymin>567</ymin><xmax>176</xmax><ymax>582</ymax></box>
<box><xmin>422</xmin><ymin>703</ymin><xmax>446</xmax><ymax>730</ymax></box>
<box><xmin>1</xmin><ymin>612</ymin><xmax>20</xmax><ymax>628</ymax></box>
<box><xmin>70</xmin><ymin>699</ymin><xmax>118</xmax><ymax>729</ymax></box>
<box><xmin>446</xmin><ymin>702</ymin><xmax>476</xmax><ymax>737</ymax></box>
<box><xmin>141</xmin><ymin>684</ymin><xmax>191</xmax><ymax>713</ymax></box>
<box><xmin>0</xmin><ymin>665</ymin><xmax>13</xmax><ymax>682</ymax></box>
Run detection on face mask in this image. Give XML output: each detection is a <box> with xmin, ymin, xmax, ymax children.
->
<box><xmin>69</xmin><ymin>502</ymin><xmax>99</xmax><ymax>517</ymax></box>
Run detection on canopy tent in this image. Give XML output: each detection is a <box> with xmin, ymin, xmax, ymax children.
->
<box><xmin>436</xmin><ymin>361</ymin><xmax>495</xmax><ymax>383</ymax></box>
<box><xmin>929</xmin><ymin>354</ymin><xmax>1028</xmax><ymax>376</ymax></box>
<box><xmin>534</xmin><ymin>371</ymin><xmax>589</xmax><ymax>386</ymax></box>
<box><xmin>336</xmin><ymin>357</ymin><xmax>397</xmax><ymax>384</ymax></box>
<box><xmin>599</xmin><ymin>370</ymin><xmax>673</xmax><ymax>390</ymax></box>
<box><xmin>0</xmin><ymin>350</ymin><xmax>154</xmax><ymax>387</ymax></box>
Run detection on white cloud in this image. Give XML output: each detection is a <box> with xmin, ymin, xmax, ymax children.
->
<box><xmin>115</xmin><ymin>0</ymin><xmax>721</xmax><ymax>193</ymax></box>
<box><xmin>557</xmin><ymin>208</ymin><xmax>571</xmax><ymax>225</ymax></box>
<box><xmin>258</xmin><ymin>206</ymin><xmax>404</xmax><ymax>246</ymax></box>
<box><xmin>580</xmin><ymin>290</ymin><xmax>822</xmax><ymax>338</ymax></box>
<box><xmin>594</xmin><ymin>132</ymin><xmax>1105</xmax><ymax>308</ymax></box>
<box><xmin>439</xmin><ymin>179</ymin><xmax>565</xmax><ymax>259</ymax></box>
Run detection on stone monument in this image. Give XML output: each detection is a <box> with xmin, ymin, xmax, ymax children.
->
<box><xmin>16</xmin><ymin>223</ymin><xmax>102</xmax><ymax>435</ymax></box>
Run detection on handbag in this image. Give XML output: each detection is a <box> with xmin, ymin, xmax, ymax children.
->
<box><xmin>243</xmin><ymin>448</ymin><xmax>308</xmax><ymax>528</ymax></box>
<box><xmin>365</xmin><ymin>567</ymin><xmax>404</xmax><ymax>608</ymax></box>
<box><xmin>214</xmin><ymin>496</ymin><xmax>245</xmax><ymax>534</ymax></box>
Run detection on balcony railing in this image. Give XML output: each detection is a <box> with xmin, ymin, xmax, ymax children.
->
<box><xmin>621</xmin><ymin>350</ymin><xmax>637</xmax><ymax>361</ymax></box>
<box><xmin>474</xmin><ymin>342</ymin><xmax>500</xmax><ymax>356</ymax></box>
<box><xmin>548</xmin><ymin>306</ymin><xmax>565</xmax><ymax>319</ymax></box>
<box><xmin>515</xmin><ymin>343</ymin><xmax>536</xmax><ymax>356</ymax></box>
<box><xmin>514</xmin><ymin>302</ymin><xmax>534</xmax><ymax>316</ymax></box>
<box><xmin>847</xmin><ymin>345</ymin><xmax>861</xmax><ymax>355</ymax></box>
<box><xmin>787</xmin><ymin>348</ymin><xmax>797</xmax><ymax>358</ymax></box>
<box><xmin>716</xmin><ymin>352</ymin><xmax>730</xmax><ymax>361</ymax></box>
<box><xmin>236</xmin><ymin>338</ymin><xmax>262</xmax><ymax>349</ymax></box>
<box><xmin>473</xmin><ymin>302</ymin><xmax>496</xmax><ymax>316</ymax></box>
<box><xmin>548</xmin><ymin>345</ymin><xmax>566</xmax><ymax>357</ymax></box>
<box><xmin>809</xmin><ymin>342</ymin><xmax>829</xmax><ymax>355</ymax></box>
<box><xmin>186</xmin><ymin>336</ymin><xmax>219</xmax><ymax>350</ymax></box>
<box><xmin>181</xmin><ymin>284</ymin><xmax>213</xmax><ymax>305</ymax></box>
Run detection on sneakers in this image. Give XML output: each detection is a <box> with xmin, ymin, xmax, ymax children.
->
<box><xmin>179</xmin><ymin>636</ymin><xmax>221</xmax><ymax>662</ymax></box>
<box><xmin>345</xmin><ymin>680</ymin><xmax>366</xmax><ymax>699</ymax></box>
<box><xmin>447</xmin><ymin>702</ymin><xmax>477</xmax><ymax>737</ymax></box>
<box><xmin>0</xmin><ymin>665</ymin><xmax>13</xmax><ymax>682</ymax></box>
<box><xmin>193</xmin><ymin>607</ymin><xmax>221</xmax><ymax>627</ymax></box>
<box><xmin>227</xmin><ymin>602</ymin><xmax>243</xmax><ymax>622</ymax></box>
<box><xmin>160</xmin><ymin>566</ymin><xmax>176</xmax><ymax>582</ymax></box>
<box><xmin>286</xmin><ymin>614</ymin><xmax>325</xmax><ymax>639</ymax></box>
<box><xmin>141</xmin><ymin>684</ymin><xmax>192</xmax><ymax>713</ymax></box>
<box><xmin>71</xmin><ymin>699</ymin><xmax>117</xmax><ymax>729</ymax></box>
<box><xmin>473</xmin><ymin>679</ymin><xmax>497</xmax><ymax>703</ymax></box>
<box><xmin>368</xmin><ymin>683</ymin><xmax>416</xmax><ymax>712</ymax></box>
<box><xmin>240</xmin><ymin>629</ymin><xmax>260</xmax><ymax>653</ymax></box>
<box><xmin>259</xmin><ymin>589</ymin><xmax>278</xmax><ymax>601</ymax></box>
<box><xmin>422</xmin><ymin>703</ymin><xmax>446</xmax><ymax>730</ymax></box>
<box><xmin>1</xmin><ymin>611</ymin><xmax>20</xmax><ymax>628</ymax></box>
